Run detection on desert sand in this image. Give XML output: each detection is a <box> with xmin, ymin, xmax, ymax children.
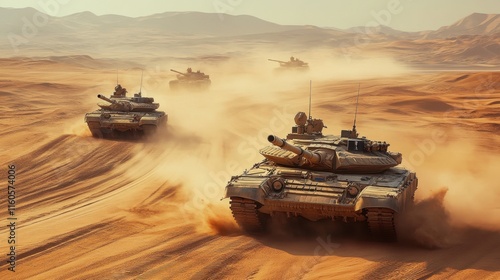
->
<box><xmin>0</xmin><ymin>8</ymin><xmax>499</xmax><ymax>280</ymax></box>
<box><xmin>0</xmin><ymin>54</ymin><xmax>498</xmax><ymax>279</ymax></box>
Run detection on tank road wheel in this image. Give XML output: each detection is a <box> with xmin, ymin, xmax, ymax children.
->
<box><xmin>230</xmin><ymin>197</ymin><xmax>268</xmax><ymax>233</ymax></box>
<box><xmin>142</xmin><ymin>124</ymin><xmax>157</xmax><ymax>137</ymax></box>
<box><xmin>366</xmin><ymin>208</ymin><xmax>397</xmax><ymax>241</ymax></box>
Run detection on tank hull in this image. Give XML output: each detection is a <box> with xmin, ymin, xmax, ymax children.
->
<box><xmin>224</xmin><ymin>160</ymin><xmax>417</xmax><ymax>240</ymax></box>
<box><xmin>274</xmin><ymin>65</ymin><xmax>309</xmax><ymax>72</ymax></box>
<box><xmin>84</xmin><ymin>110</ymin><xmax>167</xmax><ymax>138</ymax></box>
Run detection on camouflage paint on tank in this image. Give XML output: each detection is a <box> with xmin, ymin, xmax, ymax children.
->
<box><xmin>169</xmin><ymin>68</ymin><xmax>211</xmax><ymax>91</ymax></box>
<box><xmin>84</xmin><ymin>84</ymin><xmax>167</xmax><ymax>138</ymax></box>
<box><xmin>224</xmin><ymin>110</ymin><xmax>417</xmax><ymax>240</ymax></box>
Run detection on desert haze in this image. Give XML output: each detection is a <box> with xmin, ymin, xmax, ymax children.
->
<box><xmin>0</xmin><ymin>8</ymin><xmax>499</xmax><ymax>279</ymax></box>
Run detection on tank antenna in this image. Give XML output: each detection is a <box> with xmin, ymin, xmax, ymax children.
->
<box><xmin>353</xmin><ymin>83</ymin><xmax>360</xmax><ymax>135</ymax></box>
<box><xmin>139</xmin><ymin>70</ymin><xmax>144</xmax><ymax>97</ymax></box>
<box><xmin>308</xmin><ymin>80</ymin><xmax>312</xmax><ymax>119</ymax></box>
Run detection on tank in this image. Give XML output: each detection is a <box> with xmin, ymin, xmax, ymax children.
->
<box><xmin>224</xmin><ymin>111</ymin><xmax>418</xmax><ymax>241</ymax></box>
<box><xmin>169</xmin><ymin>68</ymin><xmax>211</xmax><ymax>91</ymax></box>
<box><xmin>268</xmin><ymin>56</ymin><xmax>309</xmax><ymax>70</ymax></box>
<box><xmin>84</xmin><ymin>84</ymin><xmax>168</xmax><ymax>138</ymax></box>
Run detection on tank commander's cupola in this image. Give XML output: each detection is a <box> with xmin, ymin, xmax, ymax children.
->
<box><xmin>294</xmin><ymin>111</ymin><xmax>325</xmax><ymax>134</ymax></box>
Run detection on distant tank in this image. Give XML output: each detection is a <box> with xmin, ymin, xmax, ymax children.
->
<box><xmin>224</xmin><ymin>94</ymin><xmax>417</xmax><ymax>241</ymax></box>
<box><xmin>84</xmin><ymin>84</ymin><xmax>167</xmax><ymax>138</ymax></box>
<box><xmin>268</xmin><ymin>56</ymin><xmax>309</xmax><ymax>70</ymax></box>
<box><xmin>169</xmin><ymin>68</ymin><xmax>211</xmax><ymax>90</ymax></box>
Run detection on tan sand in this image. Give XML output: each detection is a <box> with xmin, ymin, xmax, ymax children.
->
<box><xmin>0</xmin><ymin>56</ymin><xmax>498</xmax><ymax>279</ymax></box>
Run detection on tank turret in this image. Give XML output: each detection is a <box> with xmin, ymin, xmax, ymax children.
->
<box><xmin>264</xmin><ymin>124</ymin><xmax>400</xmax><ymax>173</ymax></box>
<box><xmin>170</xmin><ymin>68</ymin><xmax>210</xmax><ymax>79</ymax></box>
<box><xmin>268</xmin><ymin>57</ymin><xmax>309</xmax><ymax>70</ymax></box>
<box><xmin>97</xmin><ymin>94</ymin><xmax>159</xmax><ymax>112</ymax></box>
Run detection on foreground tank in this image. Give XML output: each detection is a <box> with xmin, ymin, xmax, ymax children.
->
<box><xmin>84</xmin><ymin>84</ymin><xmax>167</xmax><ymax>138</ymax></box>
<box><xmin>268</xmin><ymin>56</ymin><xmax>309</xmax><ymax>71</ymax></box>
<box><xmin>224</xmin><ymin>112</ymin><xmax>417</xmax><ymax>241</ymax></box>
<box><xmin>169</xmin><ymin>68</ymin><xmax>211</xmax><ymax>91</ymax></box>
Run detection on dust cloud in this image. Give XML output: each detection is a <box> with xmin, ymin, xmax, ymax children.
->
<box><xmin>1</xmin><ymin>53</ymin><xmax>498</xmax><ymax>279</ymax></box>
<box><xmin>390</xmin><ymin>126</ymin><xmax>500</xmax><ymax>222</ymax></box>
<box><xmin>64</xmin><ymin>118</ymin><xmax>93</xmax><ymax>136</ymax></box>
<box><xmin>411</xmin><ymin>135</ymin><xmax>500</xmax><ymax>232</ymax></box>
<box><xmin>130</xmin><ymin>53</ymin><xmax>412</xmax><ymax>234</ymax></box>
<box><xmin>364</xmin><ymin>120</ymin><xmax>500</xmax><ymax>247</ymax></box>
<box><xmin>101</xmin><ymin>56</ymin><xmax>496</xmax><ymax>244</ymax></box>
<box><xmin>203</xmin><ymin>202</ymin><xmax>241</xmax><ymax>236</ymax></box>
<box><xmin>398</xmin><ymin>188</ymin><xmax>459</xmax><ymax>248</ymax></box>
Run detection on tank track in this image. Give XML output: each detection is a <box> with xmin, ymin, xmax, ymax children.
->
<box><xmin>87</xmin><ymin>122</ymin><xmax>102</xmax><ymax>138</ymax></box>
<box><xmin>142</xmin><ymin>124</ymin><xmax>157</xmax><ymax>136</ymax></box>
<box><xmin>230</xmin><ymin>197</ymin><xmax>267</xmax><ymax>233</ymax></box>
<box><xmin>366</xmin><ymin>208</ymin><xmax>397</xmax><ymax>241</ymax></box>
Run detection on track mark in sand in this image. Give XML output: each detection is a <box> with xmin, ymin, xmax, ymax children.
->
<box><xmin>6</xmin><ymin>220</ymin><xmax>116</xmax><ymax>264</ymax></box>
<box><xmin>361</xmin><ymin>261</ymin><xmax>409</xmax><ymax>280</ymax></box>
<box><xmin>18</xmin><ymin>134</ymin><xmax>74</xmax><ymax>160</ymax></box>
<box><xmin>137</xmin><ymin>182</ymin><xmax>179</xmax><ymax>206</ymax></box>
<box><xmin>432</xmin><ymin>231</ymin><xmax>500</xmax><ymax>278</ymax></box>
<box><xmin>363</xmin><ymin>261</ymin><xmax>444</xmax><ymax>280</ymax></box>
<box><xmin>128</xmin><ymin>185</ymin><xmax>180</xmax><ymax>218</ymax></box>
<box><xmin>246</xmin><ymin>268</ymin><xmax>260</xmax><ymax>280</ymax></box>
<box><xmin>53</xmin><ymin>225</ymin><xmax>196</xmax><ymax>279</ymax></box>
<box><xmin>191</xmin><ymin>242</ymin><xmax>262</xmax><ymax>280</ymax></box>
<box><xmin>146</xmin><ymin>235</ymin><xmax>220</xmax><ymax>261</ymax></box>
<box><xmin>3</xmin><ymin>134</ymin><xmax>135</xmax><ymax>214</ymax></box>
<box><xmin>80</xmin><ymin>234</ymin><xmax>221</xmax><ymax>279</ymax></box>
<box><xmin>20</xmin><ymin>171</ymin><xmax>120</xmax><ymax>210</ymax></box>
<box><xmin>17</xmin><ymin>175</ymin><xmax>132</xmax><ymax>228</ymax></box>
<box><xmin>360</xmin><ymin>231</ymin><xmax>500</xmax><ymax>279</ymax></box>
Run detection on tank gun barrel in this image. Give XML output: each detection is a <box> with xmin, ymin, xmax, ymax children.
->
<box><xmin>268</xmin><ymin>59</ymin><xmax>287</xmax><ymax>64</ymax></box>
<box><xmin>97</xmin><ymin>94</ymin><xmax>117</xmax><ymax>104</ymax></box>
<box><xmin>170</xmin><ymin>69</ymin><xmax>187</xmax><ymax>76</ymax></box>
<box><xmin>268</xmin><ymin>135</ymin><xmax>321</xmax><ymax>164</ymax></box>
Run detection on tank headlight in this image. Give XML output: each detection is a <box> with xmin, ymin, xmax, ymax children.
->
<box><xmin>271</xmin><ymin>178</ymin><xmax>285</xmax><ymax>192</ymax></box>
<box><xmin>347</xmin><ymin>185</ymin><xmax>359</xmax><ymax>197</ymax></box>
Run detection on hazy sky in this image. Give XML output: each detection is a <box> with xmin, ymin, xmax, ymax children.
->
<box><xmin>1</xmin><ymin>0</ymin><xmax>499</xmax><ymax>31</ymax></box>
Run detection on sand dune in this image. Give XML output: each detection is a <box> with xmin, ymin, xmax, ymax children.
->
<box><xmin>389</xmin><ymin>98</ymin><xmax>454</xmax><ymax>112</ymax></box>
<box><xmin>0</xmin><ymin>55</ymin><xmax>498</xmax><ymax>279</ymax></box>
<box><xmin>0</xmin><ymin>7</ymin><xmax>498</xmax><ymax>278</ymax></box>
<box><xmin>427</xmin><ymin>13</ymin><xmax>500</xmax><ymax>39</ymax></box>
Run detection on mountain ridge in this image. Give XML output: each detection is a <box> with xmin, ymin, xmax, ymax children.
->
<box><xmin>425</xmin><ymin>13</ymin><xmax>500</xmax><ymax>38</ymax></box>
<box><xmin>0</xmin><ymin>7</ymin><xmax>498</xmax><ymax>37</ymax></box>
<box><xmin>0</xmin><ymin>8</ymin><xmax>497</xmax><ymax>65</ymax></box>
